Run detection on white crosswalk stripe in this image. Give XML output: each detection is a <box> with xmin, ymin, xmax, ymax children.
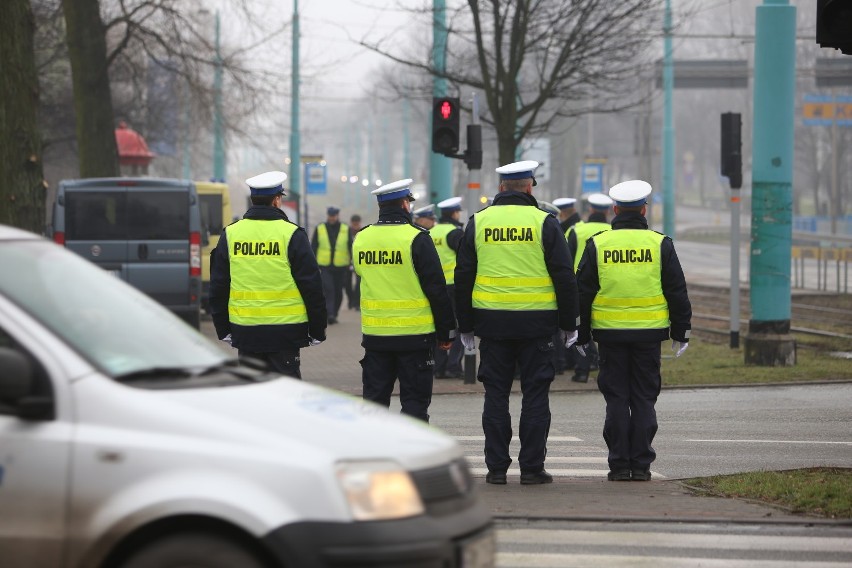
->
<box><xmin>494</xmin><ymin>527</ymin><xmax>852</xmax><ymax>567</ymax></box>
<box><xmin>451</xmin><ymin>434</ymin><xmax>666</xmax><ymax>479</ymax></box>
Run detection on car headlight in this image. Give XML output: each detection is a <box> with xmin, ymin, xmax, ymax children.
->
<box><xmin>336</xmin><ymin>460</ymin><xmax>425</xmax><ymax>521</ymax></box>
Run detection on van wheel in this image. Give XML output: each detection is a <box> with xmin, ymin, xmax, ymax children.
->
<box><xmin>118</xmin><ymin>532</ymin><xmax>267</xmax><ymax>568</ymax></box>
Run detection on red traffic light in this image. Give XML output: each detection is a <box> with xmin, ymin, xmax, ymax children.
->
<box><xmin>440</xmin><ymin>100</ymin><xmax>453</xmax><ymax>120</ymax></box>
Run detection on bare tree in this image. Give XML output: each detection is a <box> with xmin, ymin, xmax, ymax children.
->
<box><xmin>0</xmin><ymin>0</ymin><xmax>46</xmax><ymax>231</ymax></box>
<box><xmin>363</xmin><ymin>0</ymin><xmax>662</xmax><ymax>164</ymax></box>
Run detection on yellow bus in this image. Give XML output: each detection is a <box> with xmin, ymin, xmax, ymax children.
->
<box><xmin>195</xmin><ymin>181</ymin><xmax>232</xmax><ymax>312</ymax></box>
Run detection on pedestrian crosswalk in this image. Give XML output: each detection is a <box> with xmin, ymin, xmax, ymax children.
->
<box><xmin>452</xmin><ymin>434</ymin><xmax>666</xmax><ymax>479</ymax></box>
<box><xmin>493</xmin><ymin>525</ymin><xmax>852</xmax><ymax>567</ymax></box>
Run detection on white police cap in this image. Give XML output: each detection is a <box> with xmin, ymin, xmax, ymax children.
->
<box><xmin>413</xmin><ymin>204</ymin><xmax>436</xmax><ymax>218</ymax></box>
<box><xmin>437</xmin><ymin>196</ymin><xmax>462</xmax><ymax>211</ymax></box>
<box><xmin>552</xmin><ymin>197</ymin><xmax>577</xmax><ymax>209</ymax></box>
<box><xmin>246</xmin><ymin>170</ymin><xmax>287</xmax><ymax>196</ymax></box>
<box><xmin>587</xmin><ymin>193</ymin><xmax>614</xmax><ymax>209</ymax></box>
<box><xmin>372</xmin><ymin>178</ymin><xmax>416</xmax><ymax>203</ymax></box>
<box><xmin>609</xmin><ymin>180</ymin><xmax>652</xmax><ymax>206</ymax></box>
<box><xmin>495</xmin><ymin>160</ymin><xmax>539</xmax><ymax>186</ymax></box>
<box><xmin>539</xmin><ymin>201</ymin><xmax>560</xmax><ymax>216</ymax></box>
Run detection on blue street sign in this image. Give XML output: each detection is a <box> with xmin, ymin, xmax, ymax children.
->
<box><xmin>580</xmin><ymin>162</ymin><xmax>604</xmax><ymax>193</ymax></box>
<box><xmin>305</xmin><ymin>163</ymin><xmax>327</xmax><ymax>195</ymax></box>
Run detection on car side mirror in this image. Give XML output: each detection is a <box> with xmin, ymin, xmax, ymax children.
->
<box><xmin>0</xmin><ymin>347</ymin><xmax>34</xmax><ymax>404</ymax></box>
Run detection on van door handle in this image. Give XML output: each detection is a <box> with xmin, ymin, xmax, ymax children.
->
<box><xmin>138</xmin><ymin>244</ymin><xmax>148</xmax><ymax>260</ymax></box>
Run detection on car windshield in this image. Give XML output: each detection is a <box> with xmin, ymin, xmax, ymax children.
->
<box><xmin>0</xmin><ymin>238</ymin><xmax>227</xmax><ymax>376</ymax></box>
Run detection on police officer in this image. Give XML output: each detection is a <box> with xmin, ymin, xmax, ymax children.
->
<box><xmin>432</xmin><ymin>196</ymin><xmax>465</xmax><ymax>379</ymax></box>
<box><xmin>353</xmin><ymin>179</ymin><xmax>455</xmax><ymax>422</ymax></box>
<box><xmin>209</xmin><ymin>171</ymin><xmax>327</xmax><ymax>379</ymax></box>
<box><xmin>566</xmin><ymin>192</ymin><xmax>613</xmax><ymax>383</ymax></box>
<box><xmin>311</xmin><ymin>206</ymin><xmax>349</xmax><ymax>324</ymax></box>
<box><xmin>344</xmin><ymin>214</ymin><xmax>363</xmax><ymax>310</ymax></box>
<box><xmin>552</xmin><ymin>197</ymin><xmax>580</xmax><ymax>234</ymax></box>
<box><xmin>455</xmin><ymin>161</ymin><xmax>579</xmax><ymax>485</ymax></box>
<box><xmin>412</xmin><ymin>204</ymin><xmax>437</xmax><ymax>230</ymax></box>
<box><xmin>576</xmin><ymin>180</ymin><xmax>692</xmax><ymax>481</ymax></box>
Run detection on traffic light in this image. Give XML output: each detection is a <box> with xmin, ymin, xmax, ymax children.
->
<box><xmin>720</xmin><ymin>112</ymin><xmax>742</xmax><ymax>189</ymax></box>
<box><xmin>817</xmin><ymin>0</ymin><xmax>852</xmax><ymax>55</ymax></box>
<box><xmin>432</xmin><ymin>97</ymin><xmax>460</xmax><ymax>155</ymax></box>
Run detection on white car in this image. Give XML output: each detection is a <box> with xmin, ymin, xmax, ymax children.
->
<box><xmin>0</xmin><ymin>224</ymin><xmax>494</xmax><ymax>568</ymax></box>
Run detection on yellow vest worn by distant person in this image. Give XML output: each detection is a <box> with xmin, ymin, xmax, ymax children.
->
<box><xmin>570</xmin><ymin>221</ymin><xmax>611</xmax><ymax>272</ymax></box>
<box><xmin>429</xmin><ymin>222</ymin><xmax>457</xmax><ymax>285</ymax></box>
<box><xmin>316</xmin><ymin>222</ymin><xmax>350</xmax><ymax>267</ymax></box>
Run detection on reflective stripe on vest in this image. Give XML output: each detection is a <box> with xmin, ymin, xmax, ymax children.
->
<box><xmin>352</xmin><ymin>224</ymin><xmax>435</xmax><ymax>336</ymax></box>
<box><xmin>591</xmin><ymin>229</ymin><xmax>669</xmax><ymax>330</ymax></box>
<box><xmin>316</xmin><ymin>223</ymin><xmax>350</xmax><ymax>267</ymax></box>
<box><xmin>225</xmin><ymin>220</ymin><xmax>307</xmax><ymax>326</ymax></box>
<box><xmin>473</xmin><ymin>205</ymin><xmax>556</xmax><ymax>311</ymax></box>
<box><xmin>571</xmin><ymin>221</ymin><xmax>611</xmax><ymax>271</ymax></box>
<box><xmin>429</xmin><ymin>222</ymin><xmax>457</xmax><ymax>285</ymax></box>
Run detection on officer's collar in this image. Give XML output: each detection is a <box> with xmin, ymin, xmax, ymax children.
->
<box><xmin>376</xmin><ymin>205</ymin><xmax>412</xmax><ymax>224</ymax></box>
<box><xmin>493</xmin><ymin>190</ymin><xmax>539</xmax><ymax>207</ymax></box>
<box><xmin>611</xmin><ymin>210</ymin><xmax>648</xmax><ymax>230</ymax></box>
<box><xmin>244</xmin><ymin>205</ymin><xmax>289</xmax><ymax>221</ymax></box>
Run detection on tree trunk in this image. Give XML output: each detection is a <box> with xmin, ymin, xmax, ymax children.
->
<box><xmin>0</xmin><ymin>0</ymin><xmax>46</xmax><ymax>232</ymax></box>
<box><xmin>62</xmin><ymin>0</ymin><xmax>119</xmax><ymax>178</ymax></box>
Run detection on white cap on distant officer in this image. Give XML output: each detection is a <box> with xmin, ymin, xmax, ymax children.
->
<box><xmin>587</xmin><ymin>193</ymin><xmax>614</xmax><ymax>209</ymax></box>
<box><xmin>609</xmin><ymin>180</ymin><xmax>652</xmax><ymax>207</ymax></box>
<box><xmin>437</xmin><ymin>196</ymin><xmax>463</xmax><ymax>211</ymax></box>
<box><xmin>246</xmin><ymin>171</ymin><xmax>287</xmax><ymax>196</ymax></box>
<box><xmin>372</xmin><ymin>178</ymin><xmax>416</xmax><ymax>202</ymax></box>
<box><xmin>539</xmin><ymin>201</ymin><xmax>560</xmax><ymax>217</ymax></box>
<box><xmin>552</xmin><ymin>197</ymin><xmax>577</xmax><ymax>209</ymax></box>
<box><xmin>413</xmin><ymin>204</ymin><xmax>436</xmax><ymax>219</ymax></box>
<box><xmin>496</xmin><ymin>160</ymin><xmax>539</xmax><ymax>186</ymax></box>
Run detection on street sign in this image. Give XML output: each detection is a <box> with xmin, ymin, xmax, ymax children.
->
<box><xmin>654</xmin><ymin>60</ymin><xmax>749</xmax><ymax>90</ymax></box>
<box><xmin>580</xmin><ymin>159</ymin><xmax>605</xmax><ymax>193</ymax></box>
<box><xmin>305</xmin><ymin>163</ymin><xmax>327</xmax><ymax>195</ymax></box>
<box><xmin>802</xmin><ymin>94</ymin><xmax>852</xmax><ymax>126</ymax></box>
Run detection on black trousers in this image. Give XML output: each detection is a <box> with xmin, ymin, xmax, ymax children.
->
<box><xmin>238</xmin><ymin>348</ymin><xmax>301</xmax><ymax>379</ymax></box>
<box><xmin>574</xmin><ymin>340</ymin><xmax>599</xmax><ymax>374</ymax></box>
<box><xmin>478</xmin><ymin>336</ymin><xmax>555</xmax><ymax>474</ymax></box>
<box><xmin>320</xmin><ymin>266</ymin><xmax>346</xmax><ymax>319</ymax></box>
<box><xmin>434</xmin><ymin>284</ymin><xmax>462</xmax><ymax>376</ymax></box>
<box><xmin>596</xmin><ymin>341</ymin><xmax>662</xmax><ymax>471</ymax></box>
<box><xmin>361</xmin><ymin>348</ymin><xmax>434</xmax><ymax>422</ymax></box>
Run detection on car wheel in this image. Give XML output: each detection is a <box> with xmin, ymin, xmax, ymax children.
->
<box><xmin>119</xmin><ymin>532</ymin><xmax>267</xmax><ymax>568</ymax></box>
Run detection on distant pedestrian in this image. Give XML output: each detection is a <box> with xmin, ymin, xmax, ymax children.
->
<box><xmin>455</xmin><ymin>161</ymin><xmax>579</xmax><ymax>485</ymax></box>
<box><xmin>432</xmin><ymin>196</ymin><xmax>465</xmax><ymax>379</ymax></box>
<box><xmin>353</xmin><ymin>179</ymin><xmax>455</xmax><ymax>422</ymax></box>
<box><xmin>209</xmin><ymin>171</ymin><xmax>327</xmax><ymax>379</ymax></box>
<box><xmin>344</xmin><ymin>214</ymin><xmax>363</xmax><ymax>310</ymax></box>
<box><xmin>566</xmin><ymin>192</ymin><xmax>613</xmax><ymax>383</ymax></box>
<box><xmin>311</xmin><ymin>206</ymin><xmax>349</xmax><ymax>324</ymax></box>
<box><xmin>576</xmin><ymin>180</ymin><xmax>692</xmax><ymax>481</ymax></box>
<box><xmin>552</xmin><ymin>197</ymin><xmax>580</xmax><ymax>234</ymax></box>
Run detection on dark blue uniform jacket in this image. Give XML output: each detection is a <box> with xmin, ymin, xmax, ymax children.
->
<box><xmin>209</xmin><ymin>206</ymin><xmax>327</xmax><ymax>351</ymax></box>
<box><xmin>454</xmin><ymin>190</ymin><xmax>579</xmax><ymax>340</ymax></box>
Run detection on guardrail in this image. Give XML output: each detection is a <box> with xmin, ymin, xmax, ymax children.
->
<box><xmin>792</xmin><ymin>232</ymin><xmax>852</xmax><ymax>293</ymax></box>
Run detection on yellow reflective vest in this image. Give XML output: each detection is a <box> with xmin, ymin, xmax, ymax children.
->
<box><xmin>472</xmin><ymin>205</ymin><xmax>557</xmax><ymax>311</ymax></box>
<box><xmin>316</xmin><ymin>223</ymin><xmax>350</xmax><ymax>267</ymax></box>
<box><xmin>225</xmin><ymin>219</ymin><xmax>308</xmax><ymax>326</ymax></box>
<box><xmin>570</xmin><ymin>221</ymin><xmax>611</xmax><ymax>272</ymax></box>
<box><xmin>591</xmin><ymin>229</ymin><xmax>670</xmax><ymax>330</ymax></box>
<box><xmin>353</xmin><ymin>224</ymin><xmax>435</xmax><ymax>336</ymax></box>
<box><xmin>429</xmin><ymin>222</ymin><xmax>458</xmax><ymax>285</ymax></box>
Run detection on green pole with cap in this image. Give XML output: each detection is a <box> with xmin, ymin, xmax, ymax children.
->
<box><xmin>430</xmin><ymin>0</ymin><xmax>452</xmax><ymax>204</ymax></box>
<box><xmin>212</xmin><ymin>11</ymin><xmax>226</xmax><ymax>182</ymax></box>
<box><xmin>289</xmin><ymin>0</ymin><xmax>301</xmax><ymax>224</ymax></box>
<box><xmin>661</xmin><ymin>0</ymin><xmax>674</xmax><ymax>237</ymax></box>
<box><xmin>744</xmin><ymin>0</ymin><xmax>797</xmax><ymax>366</ymax></box>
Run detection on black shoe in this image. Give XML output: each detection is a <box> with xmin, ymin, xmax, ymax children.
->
<box><xmin>520</xmin><ymin>470</ymin><xmax>553</xmax><ymax>485</ymax></box>
<box><xmin>571</xmin><ymin>373</ymin><xmax>589</xmax><ymax>383</ymax></box>
<box><xmin>607</xmin><ymin>469</ymin><xmax>631</xmax><ymax>481</ymax></box>
<box><xmin>631</xmin><ymin>469</ymin><xmax>651</xmax><ymax>481</ymax></box>
<box><xmin>328</xmin><ymin>316</ymin><xmax>338</xmax><ymax>325</ymax></box>
<box><xmin>485</xmin><ymin>471</ymin><xmax>507</xmax><ymax>485</ymax></box>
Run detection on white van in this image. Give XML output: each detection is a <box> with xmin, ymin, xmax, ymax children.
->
<box><xmin>0</xmin><ymin>224</ymin><xmax>494</xmax><ymax>568</ymax></box>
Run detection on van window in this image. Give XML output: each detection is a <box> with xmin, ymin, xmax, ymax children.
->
<box><xmin>65</xmin><ymin>191</ymin><xmax>188</xmax><ymax>240</ymax></box>
<box><xmin>200</xmin><ymin>194</ymin><xmax>224</xmax><ymax>234</ymax></box>
<box><xmin>127</xmin><ymin>192</ymin><xmax>189</xmax><ymax>240</ymax></box>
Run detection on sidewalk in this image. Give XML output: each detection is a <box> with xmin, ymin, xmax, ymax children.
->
<box><xmin>200</xmin><ymin>308</ymin><xmax>842</xmax><ymax>526</ymax></box>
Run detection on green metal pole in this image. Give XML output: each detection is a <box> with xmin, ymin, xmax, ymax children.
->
<box><xmin>289</xmin><ymin>0</ymin><xmax>301</xmax><ymax>224</ymax></box>
<box><xmin>403</xmin><ymin>99</ymin><xmax>411</xmax><ymax>178</ymax></box>
<box><xmin>430</xmin><ymin>0</ymin><xmax>452</xmax><ymax>203</ymax></box>
<box><xmin>745</xmin><ymin>0</ymin><xmax>797</xmax><ymax>366</ymax></box>
<box><xmin>212</xmin><ymin>11</ymin><xmax>225</xmax><ymax>182</ymax></box>
<box><xmin>662</xmin><ymin>0</ymin><xmax>675</xmax><ymax>237</ymax></box>
<box><xmin>182</xmin><ymin>91</ymin><xmax>191</xmax><ymax>179</ymax></box>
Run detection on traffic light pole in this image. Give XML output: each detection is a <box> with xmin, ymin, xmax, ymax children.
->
<box><xmin>463</xmin><ymin>93</ymin><xmax>482</xmax><ymax>385</ymax></box>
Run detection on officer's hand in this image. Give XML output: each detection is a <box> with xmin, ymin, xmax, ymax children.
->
<box><xmin>672</xmin><ymin>340</ymin><xmax>688</xmax><ymax>358</ymax></box>
<box><xmin>437</xmin><ymin>341</ymin><xmax>453</xmax><ymax>351</ymax></box>
<box><xmin>308</xmin><ymin>337</ymin><xmax>323</xmax><ymax>347</ymax></box>
<box><xmin>460</xmin><ymin>332</ymin><xmax>476</xmax><ymax>352</ymax></box>
<box><xmin>561</xmin><ymin>329</ymin><xmax>578</xmax><ymax>349</ymax></box>
<box><xmin>576</xmin><ymin>343</ymin><xmax>588</xmax><ymax>358</ymax></box>
<box><xmin>220</xmin><ymin>333</ymin><xmax>233</xmax><ymax>346</ymax></box>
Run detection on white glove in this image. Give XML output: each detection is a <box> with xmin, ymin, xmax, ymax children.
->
<box><xmin>461</xmin><ymin>332</ymin><xmax>476</xmax><ymax>352</ymax></box>
<box><xmin>561</xmin><ymin>329</ymin><xmax>578</xmax><ymax>349</ymax></box>
<box><xmin>672</xmin><ymin>340</ymin><xmax>688</xmax><ymax>358</ymax></box>
<box><xmin>576</xmin><ymin>343</ymin><xmax>587</xmax><ymax>358</ymax></box>
<box><xmin>308</xmin><ymin>337</ymin><xmax>323</xmax><ymax>347</ymax></box>
<box><xmin>221</xmin><ymin>333</ymin><xmax>232</xmax><ymax>346</ymax></box>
